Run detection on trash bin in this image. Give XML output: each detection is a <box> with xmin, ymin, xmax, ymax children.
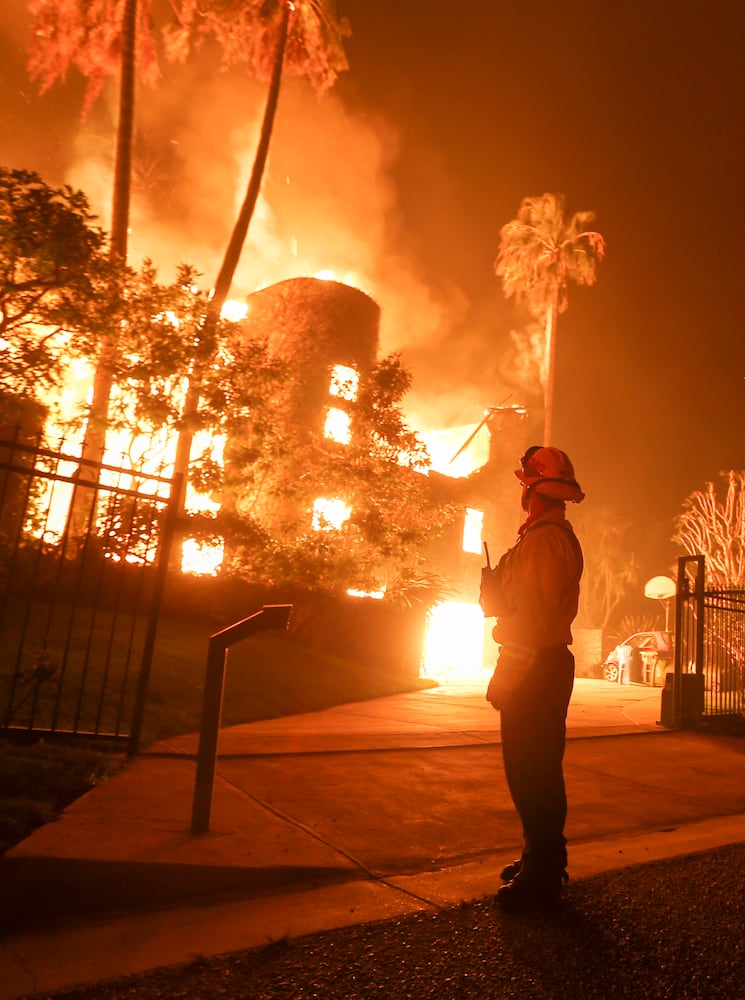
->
<box><xmin>617</xmin><ymin>644</ymin><xmax>633</xmax><ymax>685</ymax></box>
<box><xmin>640</xmin><ymin>650</ymin><xmax>657</xmax><ymax>685</ymax></box>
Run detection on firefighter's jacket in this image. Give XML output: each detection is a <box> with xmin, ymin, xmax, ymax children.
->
<box><xmin>488</xmin><ymin>506</ymin><xmax>584</xmax><ymax>665</ymax></box>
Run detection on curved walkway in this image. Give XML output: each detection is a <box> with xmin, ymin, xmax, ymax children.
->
<box><xmin>2</xmin><ymin>679</ymin><xmax>745</xmax><ymax>999</ymax></box>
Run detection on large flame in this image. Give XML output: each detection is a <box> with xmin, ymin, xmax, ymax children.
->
<box><xmin>421</xmin><ymin>600</ymin><xmax>492</xmax><ymax>683</ymax></box>
<box><xmin>312</xmin><ymin>496</ymin><xmax>351</xmax><ymax>531</ymax></box>
<box><xmin>31</xmin><ymin>301</ymin><xmax>253</xmax><ymax>576</ymax></box>
<box><xmin>31</xmin><ymin>286</ymin><xmax>496</xmax><ymax>684</ymax></box>
<box><xmin>419</xmin><ymin>423</ymin><xmax>489</xmax><ymax>478</ymax></box>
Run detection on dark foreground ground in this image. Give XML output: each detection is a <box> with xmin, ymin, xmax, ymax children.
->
<box><xmin>22</xmin><ymin>842</ymin><xmax>745</xmax><ymax>1000</ymax></box>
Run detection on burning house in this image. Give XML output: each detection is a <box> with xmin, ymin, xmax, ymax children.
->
<box><xmin>226</xmin><ymin>276</ymin><xmax>380</xmax><ymax>535</ymax></box>
<box><xmin>224</xmin><ymin>275</ymin><xmax>533</xmax><ymax>679</ymax></box>
<box><xmin>229</xmin><ymin>276</ymin><xmax>529</xmax><ymax>577</ymax></box>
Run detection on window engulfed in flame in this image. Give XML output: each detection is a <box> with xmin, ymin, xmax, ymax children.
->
<box><xmin>462</xmin><ymin>507</ymin><xmax>484</xmax><ymax>555</ymax></box>
<box><xmin>312</xmin><ymin>497</ymin><xmax>351</xmax><ymax>531</ymax></box>
<box><xmin>324</xmin><ymin>406</ymin><xmax>351</xmax><ymax>444</ymax></box>
<box><xmin>329</xmin><ymin>364</ymin><xmax>359</xmax><ymax>401</ymax></box>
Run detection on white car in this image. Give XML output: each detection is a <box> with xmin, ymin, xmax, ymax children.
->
<box><xmin>602</xmin><ymin>630</ymin><xmax>672</xmax><ymax>686</ymax></box>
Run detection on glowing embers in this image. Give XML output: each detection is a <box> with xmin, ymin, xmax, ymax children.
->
<box><xmin>462</xmin><ymin>507</ymin><xmax>484</xmax><ymax>555</ymax></box>
<box><xmin>421</xmin><ymin>600</ymin><xmax>491</xmax><ymax>683</ymax></box>
<box><xmin>312</xmin><ymin>497</ymin><xmax>351</xmax><ymax>531</ymax></box>
<box><xmin>324</xmin><ymin>406</ymin><xmax>351</xmax><ymax>444</ymax></box>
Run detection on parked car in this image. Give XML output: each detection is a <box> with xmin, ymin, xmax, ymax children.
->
<box><xmin>602</xmin><ymin>630</ymin><xmax>673</xmax><ymax>686</ymax></box>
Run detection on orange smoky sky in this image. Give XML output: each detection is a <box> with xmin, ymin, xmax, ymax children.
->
<box><xmin>1</xmin><ymin>0</ymin><xmax>745</xmax><ymax>580</ymax></box>
<box><xmin>0</xmin><ymin>1</ymin><xmax>484</xmax><ymax>440</ymax></box>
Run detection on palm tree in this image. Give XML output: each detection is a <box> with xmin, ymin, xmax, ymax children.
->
<box><xmin>170</xmin><ymin>0</ymin><xmax>350</xmax><ymax>514</ymax></box>
<box><xmin>205</xmin><ymin>0</ymin><xmax>348</xmax><ymax>314</ymax></box>
<box><xmin>495</xmin><ymin>193</ymin><xmax>606</xmax><ymax>445</ymax></box>
<box><xmin>29</xmin><ymin>0</ymin><xmax>156</xmax><ymax>473</ymax></box>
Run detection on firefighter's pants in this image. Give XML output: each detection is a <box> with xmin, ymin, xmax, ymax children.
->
<box><xmin>499</xmin><ymin>645</ymin><xmax>575</xmax><ymax>874</ymax></box>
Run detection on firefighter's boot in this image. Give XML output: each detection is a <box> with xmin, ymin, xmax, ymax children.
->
<box><xmin>495</xmin><ymin>858</ymin><xmax>566</xmax><ymax>911</ymax></box>
<box><xmin>500</xmin><ymin>858</ymin><xmax>569</xmax><ymax>884</ymax></box>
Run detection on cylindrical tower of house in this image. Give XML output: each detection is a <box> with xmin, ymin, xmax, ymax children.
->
<box><xmin>225</xmin><ymin>277</ymin><xmax>381</xmax><ymax>535</ymax></box>
<box><xmin>243</xmin><ymin>277</ymin><xmax>380</xmax><ymax>438</ymax></box>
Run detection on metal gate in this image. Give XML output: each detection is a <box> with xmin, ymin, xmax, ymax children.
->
<box><xmin>0</xmin><ymin>430</ymin><xmax>180</xmax><ymax>753</ymax></box>
<box><xmin>669</xmin><ymin>555</ymin><xmax>745</xmax><ymax>727</ymax></box>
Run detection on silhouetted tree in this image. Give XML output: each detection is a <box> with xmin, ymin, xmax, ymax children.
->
<box><xmin>220</xmin><ymin>353</ymin><xmax>456</xmax><ymax>593</ymax></box>
<box><xmin>674</xmin><ymin>472</ymin><xmax>745</xmax><ymax>589</ymax></box>
<box><xmin>104</xmin><ymin>261</ymin><xmax>286</xmax><ymax>493</ymax></box>
<box><xmin>573</xmin><ymin>505</ymin><xmax>640</xmax><ymax>634</ymax></box>
<box><xmin>0</xmin><ymin>167</ymin><xmax>110</xmax><ymax>408</ymax></box>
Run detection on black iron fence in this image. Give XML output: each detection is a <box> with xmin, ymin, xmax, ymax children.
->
<box><xmin>0</xmin><ymin>430</ymin><xmax>180</xmax><ymax>753</ymax></box>
<box><xmin>702</xmin><ymin>588</ymin><xmax>745</xmax><ymax>717</ymax></box>
<box><xmin>669</xmin><ymin>555</ymin><xmax>745</xmax><ymax>726</ymax></box>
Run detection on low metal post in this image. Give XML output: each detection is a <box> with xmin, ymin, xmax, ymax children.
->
<box><xmin>191</xmin><ymin>603</ymin><xmax>292</xmax><ymax>833</ymax></box>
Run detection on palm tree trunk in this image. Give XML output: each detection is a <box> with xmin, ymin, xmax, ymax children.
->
<box><xmin>87</xmin><ymin>0</ymin><xmax>137</xmax><ymax>459</ymax></box>
<box><xmin>68</xmin><ymin>0</ymin><xmax>137</xmax><ymax>542</ymax></box>
<box><xmin>213</xmin><ymin>2</ymin><xmax>291</xmax><ymax>309</ymax></box>
<box><xmin>542</xmin><ymin>295</ymin><xmax>558</xmax><ymax>446</ymax></box>
<box><xmin>171</xmin><ymin>3</ymin><xmax>291</xmax><ymax>518</ymax></box>
<box><xmin>110</xmin><ymin>0</ymin><xmax>136</xmax><ymax>262</ymax></box>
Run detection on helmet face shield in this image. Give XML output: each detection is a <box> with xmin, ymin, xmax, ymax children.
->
<box><xmin>515</xmin><ymin>446</ymin><xmax>585</xmax><ymax>503</ymax></box>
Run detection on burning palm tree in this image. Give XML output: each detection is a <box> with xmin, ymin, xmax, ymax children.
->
<box><xmin>171</xmin><ymin>1</ymin><xmax>351</xmax><ymax>509</ymax></box>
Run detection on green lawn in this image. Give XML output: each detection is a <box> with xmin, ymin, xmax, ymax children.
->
<box><xmin>0</xmin><ymin>611</ymin><xmax>434</xmax><ymax>854</ymax></box>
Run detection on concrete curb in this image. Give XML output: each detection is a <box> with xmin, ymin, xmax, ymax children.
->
<box><xmin>3</xmin><ymin>812</ymin><xmax>745</xmax><ymax>1000</ymax></box>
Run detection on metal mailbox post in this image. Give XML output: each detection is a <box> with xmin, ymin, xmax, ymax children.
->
<box><xmin>191</xmin><ymin>603</ymin><xmax>292</xmax><ymax>833</ymax></box>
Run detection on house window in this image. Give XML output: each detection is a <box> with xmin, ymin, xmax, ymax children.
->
<box><xmin>329</xmin><ymin>364</ymin><xmax>359</xmax><ymax>401</ymax></box>
<box><xmin>462</xmin><ymin>507</ymin><xmax>484</xmax><ymax>555</ymax></box>
<box><xmin>324</xmin><ymin>407</ymin><xmax>351</xmax><ymax>444</ymax></box>
<box><xmin>312</xmin><ymin>497</ymin><xmax>351</xmax><ymax>531</ymax></box>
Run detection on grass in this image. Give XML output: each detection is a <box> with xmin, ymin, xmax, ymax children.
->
<box><xmin>142</xmin><ymin>614</ymin><xmax>432</xmax><ymax>743</ymax></box>
<box><xmin>0</xmin><ymin>738</ymin><xmax>122</xmax><ymax>854</ymax></box>
<box><xmin>0</xmin><ymin>610</ymin><xmax>434</xmax><ymax>855</ymax></box>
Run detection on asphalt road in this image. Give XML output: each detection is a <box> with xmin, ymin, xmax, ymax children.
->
<box><xmin>26</xmin><ymin>842</ymin><xmax>745</xmax><ymax>1000</ymax></box>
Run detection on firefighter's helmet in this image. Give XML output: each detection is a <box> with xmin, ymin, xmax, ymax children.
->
<box><xmin>515</xmin><ymin>446</ymin><xmax>585</xmax><ymax>503</ymax></box>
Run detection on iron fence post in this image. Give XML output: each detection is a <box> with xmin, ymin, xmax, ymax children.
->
<box><xmin>190</xmin><ymin>604</ymin><xmax>292</xmax><ymax>834</ymax></box>
<box><xmin>127</xmin><ymin>473</ymin><xmax>184</xmax><ymax>757</ymax></box>
<box><xmin>672</xmin><ymin>556</ymin><xmax>688</xmax><ymax>728</ymax></box>
<box><xmin>672</xmin><ymin>555</ymin><xmax>706</xmax><ymax>728</ymax></box>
